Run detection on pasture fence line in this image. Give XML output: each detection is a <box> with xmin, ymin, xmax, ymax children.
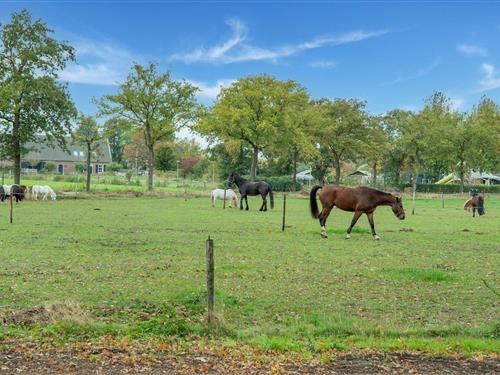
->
<box><xmin>206</xmin><ymin>236</ymin><xmax>215</xmax><ymax>323</ymax></box>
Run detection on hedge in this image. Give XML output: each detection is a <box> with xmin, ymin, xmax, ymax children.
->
<box><xmin>223</xmin><ymin>175</ymin><xmax>303</xmax><ymax>192</ymax></box>
<box><xmin>394</xmin><ymin>183</ymin><xmax>500</xmax><ymax>194</ymax></box>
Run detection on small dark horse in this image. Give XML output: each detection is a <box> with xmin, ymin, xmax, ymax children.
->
<box><xmin>310</xmin><ymin>185</ymin><xmax>405</xmax><ymax>240</ymax></box>
<box><xmin>228</xmin><ymin>173</ymin><xmax>274</xmax><ymax>211</ymax></box>
<box><xmin>0</xmin><ymin>185</ymin><xmax>28</xmax><ymax>203</ymax></box>
<box><xmin>464</xmin><ymin>195</ymin><xmax>485</xmax><ymax>217</ymax></box>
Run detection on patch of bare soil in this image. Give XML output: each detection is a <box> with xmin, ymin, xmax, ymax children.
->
<box><xmin>0</xmin><ymin>304</ymin><xmax>89</xmax><ymax>327</ymax></box>
<box><xmin>0</xmin><ymin>340</ymin><xmax>498</xmax><ymax>374</ymax></box>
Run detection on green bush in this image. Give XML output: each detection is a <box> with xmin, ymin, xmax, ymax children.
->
<box><xmin>43</xmin><ymin>162</ymin><xmax>56</xmax><ymax>172</ymax></box>
<box><xmin>107</xmin><ymin>162</ymin><xmax>122</xmax><ymax>172</ymax></box>
<box><xmin>394</xmin><ymin>183</ymin><xmax>500</xmax><ymax>194</ymax></box>
<box><xmin>75</xmin><ymin>163</ymin><xmax>85</xmax><ymax>173</ymax></box>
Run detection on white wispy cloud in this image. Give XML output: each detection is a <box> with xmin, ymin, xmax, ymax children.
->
<box><xmin>60</xmin><ymin>39</ymin><xmax>139</xmax><ymax>85</ymax></box>
<box><xmin>478</xmin><ymin>63</ymin><xmax>500</xmax><ymax>91</ymax></box>
<box><xmin>187</xmin><ymin>79</ymin><xmax>236</xmax><ymax>101</ymax></box>
<box><xmin>309</xmin><ymin>60</ymin><xmax>337</xmax><ymax>69</ymax></box>
<box><xmin>170</xmin><ymin>19</ymin><xmax>390</xmax><ymax>64</ymax></box>
<box><xmin>457</xmin><ymin>43</ymin><xmax>488</xmax><ymax>57</ymax></box>
<box><xmin>385</xmin><ymin>57</ymin><xmax>442</xmax><ymax>85</ymax></box>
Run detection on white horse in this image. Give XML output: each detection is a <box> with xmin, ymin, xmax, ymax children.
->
<box><xmin>211</xmin><ymin>189</ymin><xmax>238</xmax><ymax>208</ymax></box>
<box><xmin>32</xmin><ymin>185</ymin><xmax>57</xmax><ymax>201</ymax></box>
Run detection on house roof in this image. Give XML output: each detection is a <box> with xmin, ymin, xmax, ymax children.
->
<box><xmin>22</xmin><ymin>136</ymin><xmax>112</xmax><ymax>164</ymax></box>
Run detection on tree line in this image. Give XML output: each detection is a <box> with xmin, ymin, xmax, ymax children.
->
<box><xmin>1</xmin><ymin>10</ymin><xmax>499</xmax><ymax>193</ymax></box>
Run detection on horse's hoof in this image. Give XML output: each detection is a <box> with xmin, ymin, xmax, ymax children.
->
<box><xmin>321</xmin><ymin>233</ymin><xmax>328</xmax><ymax>239</ymax></box>
<box><xmin>345</xmin><ymin>234</ymin><xmax>351</xmax><ymax>240</ymax></box>
<box><xmin>245</xmin><ymin>208</ymin><xmax>249</xmax><ymax>211</ymax></box>
<box><xmin>374</xmin><ymin>235</ymin><xmax>380</xmax><ymax>240</ymax></box>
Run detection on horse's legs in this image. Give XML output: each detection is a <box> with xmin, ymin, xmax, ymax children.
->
<box><xmin>473</xmin><ymin>207</ymin><xmax>476</xmax><ymax>217</ymax></box>
<box><xmin>260</xmin><ymin>193</ymin><xmax>267</xmax><ymax>212</ymax></box>
<box><xmin>318</xmin><ymin>206</ymin><xmax>333</xmax><ymax>238</ymax></box>
<box><xmin>245</xmin><ymin>196</ymin><xmax>249</xmax><ymax>211</ymax></box>
<box><xmin>240</xmin><ymin>195</ymin><xmax>245</xmax><ymax>210</ymax></box>
<box><xmin>366</xmin><ymin>212</ymin><xmax>379</xmax><ymax>240</ymax></box>
<box><xmin>345</xmin><ymin>211</ymin><xmax>363</xmax><ymax>239</ymax></box>
<box><xmin>211</xmin><ymin>195</ymin><xmax>215</xmax><ymax>208</ymax></box>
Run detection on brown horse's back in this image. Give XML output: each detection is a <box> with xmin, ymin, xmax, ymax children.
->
<box><xmin>319</xmin><ymin>186</ymin><xmax>383</xmax><ymax>212</ymax></box>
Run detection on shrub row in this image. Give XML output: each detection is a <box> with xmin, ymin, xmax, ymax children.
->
<box><xmin>395</xmin><ymin>183</ymin><xmax>500</xmax><ymax>194</ymax></box>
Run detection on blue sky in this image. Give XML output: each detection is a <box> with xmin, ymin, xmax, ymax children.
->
<box><xmin>1</xmin><ymin>1</ymin><xmax>500</xmax><ymax>140</ymax></box>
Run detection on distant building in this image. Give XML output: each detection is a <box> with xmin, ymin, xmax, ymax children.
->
<box><xmin>3</xmin><ymin>136</ymin><xmax>112</xmax><ymax>175</ymax></box>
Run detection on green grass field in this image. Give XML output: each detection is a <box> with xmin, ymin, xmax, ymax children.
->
<box><xmin>0</xmin><ymin>194</ymin><xmax>498</xmax><ymax>355</ymax></box>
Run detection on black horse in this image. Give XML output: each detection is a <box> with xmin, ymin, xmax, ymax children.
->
<box><xmin>228</xmin><ymin>173</ymin><xmax>274</xmax><ymax>211</ymax></box>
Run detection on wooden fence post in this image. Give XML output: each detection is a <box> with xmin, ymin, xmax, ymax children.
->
<box><xmin>223</xmin><ymin>189</ymin><xmax>226</xmax><ymax>209</ymax></box>
<box><xmin>206</xmin><ymin>236</ymin><xmax>214</xmax><ymax>323</ymax></box>
<box><xmin>10</xmin><ymin>194</ymin><xmax>13</xmax><ymax>224</ymax></box>
<box><xmin>282</xmin><ymin>194</ymin><xmax>287</xmax><ymax>232</ymax></box>
<box><xmin>441</xmin><ymin>191</ymin><xmax>444</xmax><ymax>208</ymax></box>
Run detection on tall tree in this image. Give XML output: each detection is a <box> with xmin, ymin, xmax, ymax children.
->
<box><xmin>73</xmin><ymin>115</ymin><xmax>103</xmax><ymax>193</ymax></box>
<box><xmin>362</xmin><ymin>116</ymin><xmax>390</xmax><ymax>186</ymax></box>
<box><xmin>103</xmin><ymin>118</ymin><xmax>131</xmax><ymax>165</ymax></box>
<box><xmin>0</xmin><ymin>10</ymin><xmax>76</xmax><ymax>183</ymax></box>
<box><xmin>123</xmin><ymin>131</ymin><xmax>149</xmax><ymax>172</ymax></box>
<box><xmin>311</xmin><ymin>98</ymin><xmax>369</xmax><ymax>185</ymax></box>
<box><xmin>468</xmin><ymin>97</ymin><xmax>500</xmax><ymax>173</ymax></box>
<box><xmin>195</xmin><ymin>75</ymin><xmax>307</xmax><ymax>181</ymax></box>
<box><xmin>273</xmin><ymin>96</ymin><xmax>315</xmax><ymax>191</ymax></box>
<box><xmin>98</xmin><ymin>63</ymin><xmax>199</xmax><ymax>191</ymax></box>
<box><xmin>382</xmin><ymin>109</ymin><xmax>413</xmax><ymax>186</ymax></box>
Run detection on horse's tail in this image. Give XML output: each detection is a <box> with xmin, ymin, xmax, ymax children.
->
<box><xmin>310</xmin><ymin>185</ymin><xmax>323</xmax><ymax>219</ymax></box>
<box><xmin>269</xmin><ymin>187</ymin><xmax>274</xmax><ymax>209</ymax></box>
<box><xmin>477</xmin><ymin>196</ymin><xmax>485</xmax><ymax>215</ymax></box>
<box><xmin>464</xmin><ymin>198</ymin><xmax>472</xmax><ymax>211</ymax></box>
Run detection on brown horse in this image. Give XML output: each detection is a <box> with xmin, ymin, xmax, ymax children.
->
<box><xmin>464</xmin><ymin>195</ymin><xmax>485</xmax><ymax>217</ymax></box>
<box><xmin>310</xmin><ymin>185</ymin><xmax>405</xmax><ymax>240</ymax></box>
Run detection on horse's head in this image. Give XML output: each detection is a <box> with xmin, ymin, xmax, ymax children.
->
<box><xmin>392</xmin><ymin>195</ymin><xmax>405</xmax><ymax>220</ymax></box>
<box><xmin>227</xmin><ymin>173</ymin><xmax>235</xmax><ymax>186</ymax></box>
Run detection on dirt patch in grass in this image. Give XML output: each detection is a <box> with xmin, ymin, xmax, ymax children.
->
<box><xmin>0</xmin><ymin>303</ymin><xmax>89</xmax><ymax>327</ymax></box>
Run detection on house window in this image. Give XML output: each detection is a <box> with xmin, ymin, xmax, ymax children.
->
<box><xmin>58</xmin><ymin>164</ymin><xmax>64</xmax><ymax>175</ymax></box>
<box><xmin>73</xmin><ymin>151</ymin><xmax>78</xmax><ymax>157</ymax></box>
<box><xmin>79</xmin><ymin>151</ymin><xmax>84</xmax><ymax>157</ymax></box>
<box><xmin>96</xmin><ymin>164</ymin><xmax>103</xmax><ymax>173</ymax></box>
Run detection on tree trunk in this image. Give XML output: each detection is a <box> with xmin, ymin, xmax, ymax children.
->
<box><xmin>13</xmin><ymin>113</ymin><xmax>21</xmax><ymax>185</ymax></box>
<box><xmin>412</xmin><ymin>165</ymin><xmax>419</xmax><ymax>215</ymax></box>
<box><xmin>147</xmin><ymin>145</ymin><xmax>154</xmax><ymax>192</ymax></box>
<box><xmin>292</xmin><ymin>150</ymin><xmax>298</xmax><ymax>192</ymax></box>
<box><xmin>250</xmin><ymin>146</ymin><xmax>258</xmax><ymax>181</ymax></box>
<box><xmin>459</xmin><ymin>160</ymin><xmax>465</xmax><ymax>194</ymax></box>
<box><xmin>372</xmin><ymin>162</ymin><xmax>377</xmax><ymax>187</ymax></box>
<box><xmin>334</xmin><ymin>158</ymin><xmax>341</xmax><ymax>186</ymax></box>
<box><xmin>86</xmin><ymin>144</ymin><xmax>91</xmax><ymax>193</ymax></box>
<box><xmin>394</xmin><ymin>169</ymin><xmax>400</xmax><ymax>185</ymax></box>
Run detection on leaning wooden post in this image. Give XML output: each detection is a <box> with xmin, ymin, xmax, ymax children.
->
<box><xmin>441</xmin><ymin>190</ymin><xmax>444</xmax><ymax>209</ymax></box>
<box><xmin>206</xmin><ymin>236</ymin><xmax>214</xmax><ymax>323</ymax></box>
<box><xmin>223</xmin><ymin>188</ymin><xmax>227</xmax><ymax>209</ymax></box>
<box><xmin>9</xmin><ymin>194</ymin><xmax>13</xmax><ymax>224</ymax></box>
<box><xmin>282</xmin><ymin>193</ymin><xmax>287</xmax><ymax>232</ymax></box>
